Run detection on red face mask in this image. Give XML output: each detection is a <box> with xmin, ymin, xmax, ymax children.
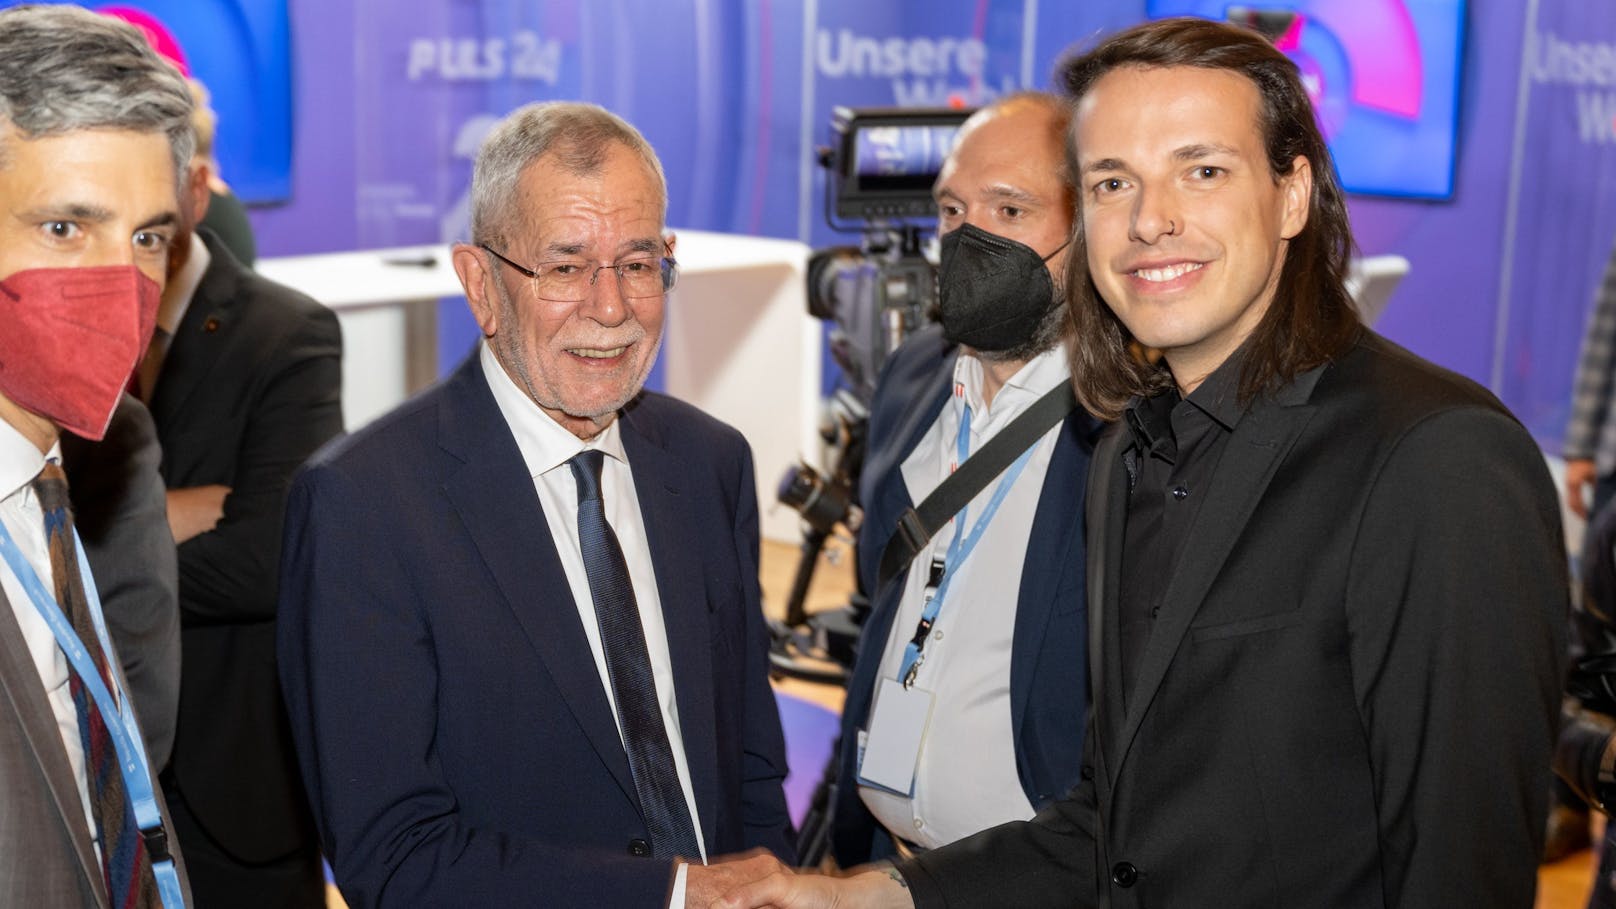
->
<box><xmin>0</xmin><ymin>265</ymin><xmax>160</xmax><ymax>440</ymax></box>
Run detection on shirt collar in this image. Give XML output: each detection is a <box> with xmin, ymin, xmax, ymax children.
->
<box><xmin>157</xmin><ymin>232</ymin><xmax>210</xmax><ymax>337</ymax></box>
<box><xmin>0</xmin><ymin>416</ymin><xmax>59</xmax><ymax>503</ymax></box>
<box><xmin>479</xmin><ymin>342</ymin><xmax>627</xmax><ymax>480</ymax></box>
<box><xmin>951</xmin><ymin>344</ymin><xmax>1072</xmax><ymax>433</ymax></box>
<box><xmin>1123</xmin><ymin>346</ymin><xmax>1248</xmax><ymax>460</ymax></box>
<box><xmin>1124</xmin><ymin>389</ymin><xmax>1179</xmax><ymax>464</ymax></box>
<box><xmin>1182</xmin><ymin>346</ymin><xmax>1246</xmax><ymax>433</ymax></box>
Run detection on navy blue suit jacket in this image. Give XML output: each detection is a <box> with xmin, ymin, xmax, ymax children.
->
<box><xmin>832</xmin><ymin>325</ymin><xmax>1097</xmax><ymax>865</ymax></box>
<box><xmin>277</xmin><ymin>353</ymin><xmax>793</xmax><ymax>908</ymax></box>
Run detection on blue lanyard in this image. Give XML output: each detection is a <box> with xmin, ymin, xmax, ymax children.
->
<box><xmin>0</xmin><ymin>519</ymin><xmax>186</xmax><ymax>908</ymax></box>
<box><xmin>896</xmin><ymin>402</ymin><xmax>1035</xmax><ymax>687</ymax></box>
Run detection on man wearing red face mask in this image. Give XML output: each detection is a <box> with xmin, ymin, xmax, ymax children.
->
<box><xmin>0</xmin><ymin>5</ymin><xmax>196</xmax><ymax>907</ymax></box>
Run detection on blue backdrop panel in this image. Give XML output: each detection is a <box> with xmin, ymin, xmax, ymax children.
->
<box><xmin>236</xmin><ymin>0</ymin><xmax>1599</xmax><ymax>436</ymax></box>
<box><xmin>1495</xmin><ymin>4</ymin><xmax>1616</xmax><ymax>448</ymax></box>
<box><xmin>0</xmin><ymin>0</ymin><xmax>296</xmax><ymax>204</ymax></box>
<box><xmin>336</xmin><ymin>0</ymin><xmax>1136</xmax><ymax>378</ymax></box>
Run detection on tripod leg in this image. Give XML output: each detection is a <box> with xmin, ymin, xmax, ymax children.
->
<box><xmin>782</xmin><ymin>528</ymin><xmax>830</xmax><ymax>628</ymax></box>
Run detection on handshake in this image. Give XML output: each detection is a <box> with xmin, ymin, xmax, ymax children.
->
<box><xmin>683</xmin><ymin>853</ymin><xmax>916</xmax><ymax>909</ymax></box>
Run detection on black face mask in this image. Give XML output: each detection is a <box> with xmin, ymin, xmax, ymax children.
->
<box><xmin>936</xmin><ymin>222</ymin><xmax>1070</xmax><ymax>352</ymax></box>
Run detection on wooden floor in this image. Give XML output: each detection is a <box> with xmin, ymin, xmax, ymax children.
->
<box><xmin>326</xmin><ymin>536</ymin><xmax>1596</xmax><ymax>906</ymax></box>
<box><xmin>1542</xmin><ymin>842</ymin><xmax>1599</xmax><ymax>909</ymax></box>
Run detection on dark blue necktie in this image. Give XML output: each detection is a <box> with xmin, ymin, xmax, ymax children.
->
<box><xmin>569</xmin><ymin>450</ymin><xmax>701</xmax><ymax>860</ymax></box>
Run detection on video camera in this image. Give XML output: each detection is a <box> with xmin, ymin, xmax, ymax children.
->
<box><xmin>806</xmin><ymin>106</ymin><xmax>974</xmax><ymax>398</ymax></box>
<box><xmin>772</xmin><ymin>106</ymin><xmax>974</xmax><ymax>684</ymax></box>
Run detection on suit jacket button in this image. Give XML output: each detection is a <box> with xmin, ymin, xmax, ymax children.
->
<box><xmin>1081</xmin><ymin>764</ymin><xmax>1094</xmax><ymax>781</ymax></box>
<box><xmin>1111</xmin><ymin>861</ymin><xmax>1138</xmax><ymax>888</ymax></box>
<box><xmin>628</xmin><ymin>838</ymin><xmax>651</xmax><ymax>857</ymax></box>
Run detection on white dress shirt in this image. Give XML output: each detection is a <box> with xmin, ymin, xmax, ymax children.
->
<box><xmin>860</xmin><ymin>344</ymin><xmax>1069</xmax><ymax>849</ymax></box>
<box><xmin>0</xmin><ymin>419</ymin><xmax>98</xmax><ymax>855</ymax></box>
<box><xmin>479</xmin><ymin>344</ymin><xmax>705</xmax><ymax>903</ymax></box>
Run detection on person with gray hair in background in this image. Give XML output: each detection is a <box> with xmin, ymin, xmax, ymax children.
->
<box><xmin>0</xmin><ymin>5</ymin><xmax>196</xmax><ymax>907</ymax></box>
<box><xmin>277</xmin><ymin>100</ymin><xmax>794</xmax><ymax>908</ymax></box>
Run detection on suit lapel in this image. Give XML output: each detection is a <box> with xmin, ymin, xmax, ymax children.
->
<box><xmin>890</xmin><ymin>372</ymin><xmax>954</xmax><ymax>479</ymax></box>
<box><xmin>1008</xmin><ymin>412</ymin><xmax>1088</xmax><ymax>740</ymax></box>
<box><xmin>149</xmin><ymin>233</ymin><xmax>241</xmax><ymax>434</ymax></box>
<box><xmin>0</xmin><ymin>586</ymin><xmax>109</xmax><ymax>908</ymax></box>
<box><xmin>1086</xmin><ymin>425</ymin><xmax>1130</xmax><ymax>782</ymax></box>
<box><xmin>435</xmin><ymin>359</ymin><xmax>638</xmax><ymax>806</ymax></box>
<box><xmin>866</xmin><ymin>351</ymin><xmax>956</xmax><ymax>544</ymax></box>
<box><xmin>619</xmin><ymin>404</ymin><xmax>721</xmax><ymax>849</ymax></box>
<box><xmin>1109</xmin><ymin>387</ymin><xmax>1320</xmax><ymax>775</ymax></box>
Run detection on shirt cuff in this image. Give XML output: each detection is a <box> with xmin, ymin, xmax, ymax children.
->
<box><xmin>668</xmin><ymin>860</ymin><xmax>688</xmax><ymax>909</ymax></box>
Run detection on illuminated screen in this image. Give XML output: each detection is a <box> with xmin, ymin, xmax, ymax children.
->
<box><xmin>1145</xmin><ymin>0</ymin><xmax>1467</xmax><ymax>199</ymax></box>
<box><xmin>0</xmin><ymin>0</ymin><xmax>295</xmax><ymax>204</ymax></box>
<box><xmin>851</xmin><ymin>124</ymin><xmax>964</xmax><ymax>193</ymax></box>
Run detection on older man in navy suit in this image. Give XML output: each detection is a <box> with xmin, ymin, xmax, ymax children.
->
<box><xmin>277</xmin><ymin>101</ymin><xmax>793</xmax><ymax>909</ymax></box>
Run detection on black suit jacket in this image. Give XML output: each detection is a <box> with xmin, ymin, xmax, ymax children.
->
<box><xmin>833</xmin><ymin>326</ymin><xmax>1096</xmax><ymax>864</ymax></box>
<box><xmin>154</xmin><ymin>230</ymin><xmax>344</xmax><ymax>863</ymax></box>
<box><xmin>277</xmin><ymin>352</ymin><xmax>793</xmax><ymax>908</ymax></box>
<box><xmin>900</xmin><ymin>331</ymin><xmax>1567</xmax><ymax>908</ymax></box>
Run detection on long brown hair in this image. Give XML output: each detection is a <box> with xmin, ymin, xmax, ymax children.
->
<box><xmin>1059</xmin><ymin>17</ymin><xmax>1361</xmax><ymax>419</ymax></box>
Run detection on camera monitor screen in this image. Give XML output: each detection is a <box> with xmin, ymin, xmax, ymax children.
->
<box><xmin>1145</xmin><ymin>0</ymin><xmax>1467</xmax><ymax>200</ymax></box>
<box><xmin>831</xmin><ymin>107</ymin><xmax>975</xmax><ymax>221</ymax></box>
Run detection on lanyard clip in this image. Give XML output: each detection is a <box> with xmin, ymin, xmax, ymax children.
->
<box><xmin>142</xmin><ymin>824</ymin><xmax>173</xmax><ymax>863</ymax></box>
<box><xmin>903</xmin><ymin>655</ymin><xmax>924</xmax><ymax>689</ymax></box>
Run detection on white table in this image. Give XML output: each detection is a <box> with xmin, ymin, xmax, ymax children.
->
<box><xmin>257</xmin><ymin>230</ymin><xmax>820</xmax><ymax>541</ymax></box>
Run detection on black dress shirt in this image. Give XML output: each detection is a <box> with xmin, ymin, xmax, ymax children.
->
<box><xmin>1118</xmin><ymin>354</ymin><xmax>1246</xmax><ymax>704</ymax></box>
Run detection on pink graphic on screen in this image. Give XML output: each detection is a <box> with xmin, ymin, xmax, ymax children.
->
<box><xmin>1309</xmin><ymin>0</ymin><xmax>1422</xmax><ymax>118</ymax></box>
<box><xmin>1112</xmin><ymin>0</ymin><xmax>1465</xmax><ymax>196</ymax></box>
<box><xmin>96</xmin><ymin>5</ymin><xmax>190</xmax><ymax>75</ymax></box>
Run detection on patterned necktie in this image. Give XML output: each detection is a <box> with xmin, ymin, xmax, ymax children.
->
<box><xmin>568</xmin><ymin>450</ymin><xmax>701</xmax><ymax>860</ymax></box>
<box><xmin>32</xmin><ymin>463</ymin><xmax>158</xmax><ymax>908</ymax></box>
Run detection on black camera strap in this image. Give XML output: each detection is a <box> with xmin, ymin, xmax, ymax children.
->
<box><xmin>877</xmin><ymin>380</ymin><xmax>1079</xmax><ymax>591</ymax></box>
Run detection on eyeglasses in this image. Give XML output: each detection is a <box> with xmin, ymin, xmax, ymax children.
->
<box><xmin>480</xmin><ymin>243</ymin><xmax>678</xmax><ymax>302</ymax></box>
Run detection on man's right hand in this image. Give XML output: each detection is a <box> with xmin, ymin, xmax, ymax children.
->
<box><xmin>1568</xmin><ymin>458</ymin><xmax>1598</xmax><ymax>519</ymax></box>
<box><xmin>709</xmin><ymin>862</ymin><xmax>918</xmax><ymax>909</ymax></box>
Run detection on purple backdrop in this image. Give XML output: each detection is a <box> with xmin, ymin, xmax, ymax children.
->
<box><xmin>1491</xmin><ymin>4</ymin><xmax>1616</xmax><ymax>448</ymax></box>
<box><xmin>247</xmin><ymin>0</ymin><xmax>1610</xmax><ymax>446</ymax></box>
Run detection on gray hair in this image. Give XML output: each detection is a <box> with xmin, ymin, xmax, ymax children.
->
<box><xmin>0</xmin><ymin>5</ymin><xmax>195</xmax><ymax>178</ymax></box>
<box><xmin>469</xmin><ymin>101</ymin><xmax>668</xmax><ymax>248</ymax></box>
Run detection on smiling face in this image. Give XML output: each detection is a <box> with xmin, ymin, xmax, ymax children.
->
<box><xmin>453</xmin><ymin>141</ymin><xmax>669</xmax><ymax>439</ymax></box>
<box><xmin>452</xmin><ymin>142</ymin><xmax>665</xmax><ymax>439</ymax></box>
<box><xmin>1074</xmin><ymin>65</ymin><xmax>1309</xmax><ymax>391</ymax></box>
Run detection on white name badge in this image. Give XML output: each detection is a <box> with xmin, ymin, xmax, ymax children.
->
<box><xmin>856</xmin><ymin>678</ymin><xmax>936</xmax><ymax>796</ymax></box>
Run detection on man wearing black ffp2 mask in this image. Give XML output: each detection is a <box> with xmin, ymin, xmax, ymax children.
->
<box><xmin>936</xmin><ymin>222</ymin><xmax>1070</xmax><ymax>358</ymax></box>
<box><xmin>826</xmin><ymin>92</ymin><xmax>1101</xmax><ymax>871</ymax></box>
